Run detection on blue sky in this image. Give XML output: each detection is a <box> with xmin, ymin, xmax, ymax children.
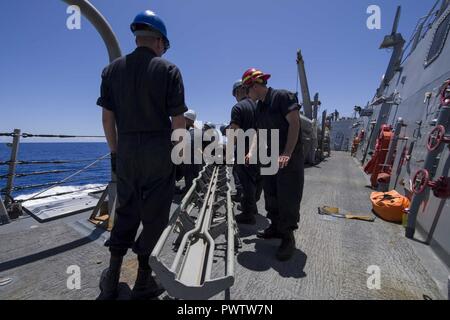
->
<box><xmin>0</xmin><ymin>0</ymin><xmax>437</xmax><ymax>141</ymax></box>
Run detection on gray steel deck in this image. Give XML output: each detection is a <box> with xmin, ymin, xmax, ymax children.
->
<box><xmin>0</xmin><ymin>152</ymin><xmax>447</xmax><ymax>300</ymax></box>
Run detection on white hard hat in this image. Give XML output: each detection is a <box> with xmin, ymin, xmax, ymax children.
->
<box><xmin>184</xmin><ymin>109</ymin><xmax>197</xmax><ymax>122</ymax></box>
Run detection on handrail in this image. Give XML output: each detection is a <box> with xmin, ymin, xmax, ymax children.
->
<box><xmin>1</xmin><ymin>129</ymin><xmax>111</xmax><ymax>205</ymax></box>
<box><xmin>0</xmin><ymin>158</ymin><xmax>109</xmax><ymax>166</ymax></box>
<box><xmin>14</xmin><ymin>153</ymin><xmax>110</xmax><ymax>204</ymax></box>
<box><xmin>401</xmin><ymin>0</ymin><xmax>441</xmax><ymax>64</ymax></box>
<box><xmin>0</xmin><ymin>132</ymin><xmax>105</xmax><ymax>138</ymax></box>
<box><xmin>0</xmin><ymin>135</ymin><xmax>110</xmax><ymax>208</ymax></box>
<box><xmin>0</xmin><ymin>168</ymin><xmax>104</xmax><ymax>180</ymax></box>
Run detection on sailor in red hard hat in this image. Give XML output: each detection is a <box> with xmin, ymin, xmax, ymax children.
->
<box><xmin>242</xmin><ymin>68</ymin><xmax>305</xmax><ymax>261</ymax></box>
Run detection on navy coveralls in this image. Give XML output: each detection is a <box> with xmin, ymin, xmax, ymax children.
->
<box><xmin>97</xmin><ymin>47</ymin><xmax>187</xmax><ymax>256</ymax></box>
<box><xmin>231</xmin><ymin>98</ymin><xmax>263</xmax><ymax>216</ymax></box>
<box><xmin>256</xmin><ymin>88</ymin><xmax>304</xmax><ymax>235</ymax></box>
<box><xmin>182</xmin><ymin>128</ymin><xmax>202</xmax><ymax>191</ymax></box>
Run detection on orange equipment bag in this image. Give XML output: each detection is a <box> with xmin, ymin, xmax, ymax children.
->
<box><xmin>370</xmin><ymin>190</ymin><xmax>410</xmax><ymax>223</ymax></box>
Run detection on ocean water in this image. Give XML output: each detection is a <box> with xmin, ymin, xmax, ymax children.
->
<box><xmin>0</xmin><ymin>143</ymin><xmax>110</xmax><ymax>200</ymax></box>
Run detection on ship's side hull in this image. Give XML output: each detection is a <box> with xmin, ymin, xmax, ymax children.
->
<box><xmin>359</xmin><ymin>5</ymin><xmax>450</xmax><ymax>266</ymax></box>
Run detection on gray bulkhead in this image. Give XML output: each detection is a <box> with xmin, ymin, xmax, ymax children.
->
<box><xmin>362</xmin><ymin>4</ymin><xmax>450</xmax><ymax>265</ymax></box>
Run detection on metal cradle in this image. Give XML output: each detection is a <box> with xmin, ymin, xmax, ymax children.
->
<box><xmin>150</xmin><ymin>164</ymin><xmax>238</xmax><ymax>300</ymax></box>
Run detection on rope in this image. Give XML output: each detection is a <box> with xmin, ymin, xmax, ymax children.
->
<box><xmin>0</xmin><ymin>158</ymin><xmax>109</xmax><ymax>166</ymax></box>
<box><xmin>1</xmin><ymin>178</ymin><xmax>94</xmax><ymax>192</ymax></box>
<box><xmin>16</xmin><ymin>153</ymin><xmax>110</xmax><ymax>203</ymax></box>
<box><xmin>0</xmin><ymin>169</ymin><xmax>75</xmax><ymax>180</ymax></box>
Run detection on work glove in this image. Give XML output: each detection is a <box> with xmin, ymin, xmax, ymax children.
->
<box><xmin>110</xmin><ymin>152</ymin><xmax>117</xmax><ymax>174</ymax></box>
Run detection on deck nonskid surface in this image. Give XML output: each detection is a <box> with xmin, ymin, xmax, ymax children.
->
<box><xmin>0</xmin><ymin>152</ymin><xmax>445</xmax><ymax>300</ymax></box>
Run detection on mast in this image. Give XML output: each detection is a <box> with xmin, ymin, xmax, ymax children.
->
<box><xmin>377</xmin><ymin>6</ymin><xmax>405</xmax><ymax>96</ymax></box>
<box><xmin>297</xmin><ymin>50</ymin><xmax>313</xmax><ymax>120</ymax></box>
<box><xmin>370</xmin><ymin>6</ymin><xmax>406</xmax><ymax>150</ymax></box>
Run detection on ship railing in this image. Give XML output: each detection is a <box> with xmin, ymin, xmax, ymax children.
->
<box><xmin>401</xmin><ymin>0</ymin><xmax>443</xmax><ymax>63</ymax></box>
<box><xmin>0</xmin><ymin>129</ymin><xmax>110</xmax><ymax>224</ymax></box>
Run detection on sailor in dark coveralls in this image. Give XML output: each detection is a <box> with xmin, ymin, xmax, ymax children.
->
<box><xmin>241</xmin><ymin>68</ymin><xmax>304</xmax><ymax>261</ymax></box>
<box><xmin>229</xmin><ymin>79</ymin><xmax>262</xmax><ymax>225</ymax></box>
<box><xmin>181</xmin><ymin>109</ymin><xmax>202</xmax><ymax>193</ymax></box>
<box><xmin>97</xmin><ymin>10</ymin><xmax>187</xmax><ymax>299</ymax></box>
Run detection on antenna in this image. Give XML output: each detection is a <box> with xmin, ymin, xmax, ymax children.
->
<box><xmin>313</xmin><ymin>93</ymin><xmax>320</xmax><ymax>120</ymax></box>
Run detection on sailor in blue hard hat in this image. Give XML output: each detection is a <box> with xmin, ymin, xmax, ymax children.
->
<box><xmin>97</xmin><ymin>10</ymin><xmax>187</xmax><ymax>300</ymax></box>
<box><xmin>130</xmin><ymin>10</ymin><xmax>170</xmax><ymax>54</ymax></box>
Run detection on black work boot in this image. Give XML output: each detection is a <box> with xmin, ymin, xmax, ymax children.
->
<box><xmin>131</xmin><ymin>268</ymin><xmax>165</xmax><ymax>300</ymax></box>
<box><xmin>231</xmin><ymin>192</ymin><xmax>242</xmax><ymax>203</ymax></box>
<box><xmin>97</xmin><ymin>255</ymin><xmax>123</xmax><ymax>300</ymax></box>
<box><xmin>276</xmin><ymin>231</ymin><xmax>296</xmax><ymax>262</ymax></box>
<box><xmin>257</xmin><ymin>224</ymin><xmax>282</xmax><ymax>239</ymax></box>
<box><xmin>235</xmin><ymin>213</ymin><xmax>256</xmax><ymax>225</ymax></box>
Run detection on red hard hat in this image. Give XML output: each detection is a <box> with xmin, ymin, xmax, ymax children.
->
<box><xmin>241</xmin><ymin>68</ymin><xmax>271</xmax><ymax>87</ymax></box>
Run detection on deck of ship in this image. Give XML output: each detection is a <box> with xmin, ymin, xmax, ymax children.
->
<box><xmin>0</xmin><ymin>152</ymin><xmax>447</xmax><ymax>300</ymax></box>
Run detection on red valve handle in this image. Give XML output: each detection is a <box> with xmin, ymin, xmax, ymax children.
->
<box><xmin>432</xmin><ymin>177</ymin><xmax>450</xmax><ymax>199</ymax></box>
<box><xmin>412</xmin><ymin>169</ymin><xmax>430</xmax><ymax>194</ymax></box>
<box><xmin>441</xmin><ymin>80</ymin><xmax>450</xmax><ymax>107</ymax></box>
<box><xmin>427</xmin><ymin>125</ymin><xmax>446</xmax><ymax>152</ymax></box>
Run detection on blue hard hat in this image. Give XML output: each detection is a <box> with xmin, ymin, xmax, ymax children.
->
<box><xmin>131</xmin><ymin>10</ymin><xmax>170</xmax><ymax>50</ymax></box>
<box><xmin>232</xmin><ymin>79</ymin><xmax>243</xmax><ymax>96</ymax></box>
